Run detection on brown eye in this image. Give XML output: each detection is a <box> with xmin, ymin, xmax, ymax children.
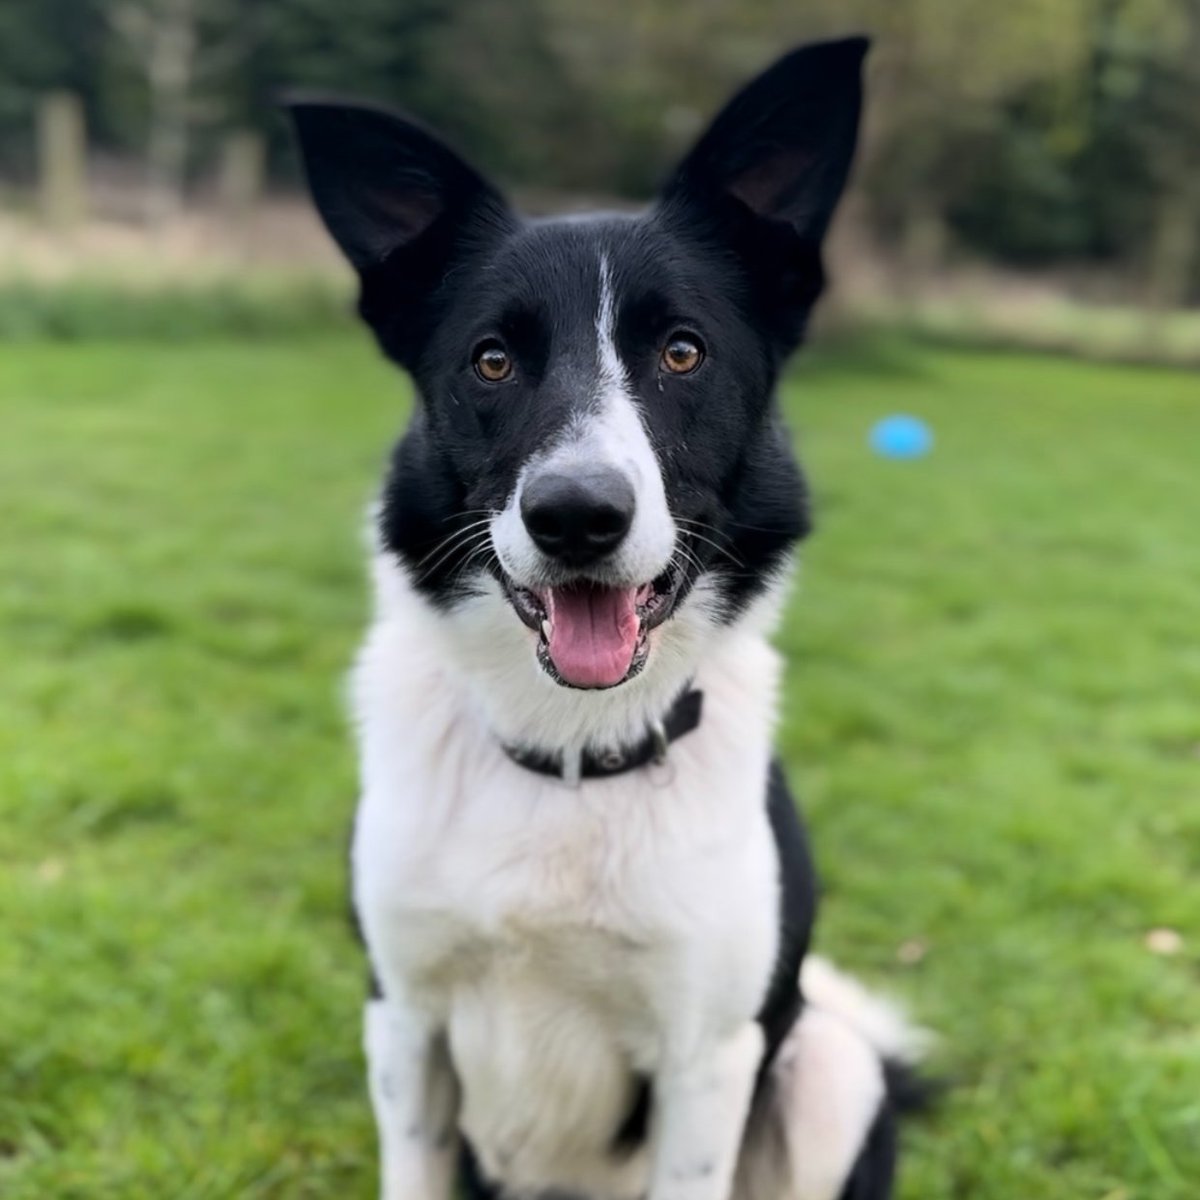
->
<box><xmin>661</xmin><ymin>334</ymin><xmax>704</xmax><ymax>375</ymax></box>
<box><xmin>474</xmin><ymin>343</ymin><xmax>512</xmax><ymax>383</ymax></box>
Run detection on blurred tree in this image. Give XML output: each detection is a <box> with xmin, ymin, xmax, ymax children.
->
<box><xmin>0</xmin><ymin>0</ymin><xmax>106</xmax><ymax>182</ymax></box>
<box><xmin>0</xmin><ymin>0</ymin><xmax>1195</xmax><ymax>297</ymax></box>
<box><xmin>1135</xmin><ymin>0</ymin><xmax>1200</xmax><ymax>306</ymax></box>
<box><xmin>230</xmin><ymin>0</ymin><xmax>453</xmax><ymax>179</ymax></box>
<box><xmin>109</xmin><ymin>0</ymin><xmax>204</xmax><ymax>224</ymax></box>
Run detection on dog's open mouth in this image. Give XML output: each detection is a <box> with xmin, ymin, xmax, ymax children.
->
<box><xmin>503</xmin><ymin>567</ymin><xmax>682</xmax><ymax>689</ymax></box>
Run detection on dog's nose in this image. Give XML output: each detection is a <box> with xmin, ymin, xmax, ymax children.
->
<box><xmin>520</xmin><ymin>468</ymin><xmax>635</xmax><ymax>566</ymax></box>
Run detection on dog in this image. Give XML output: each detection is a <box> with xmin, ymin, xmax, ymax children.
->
<box><xmin>287</xmin><ymin>34</ymin><xmax>927</xmax><ymax>1200</ymax></box>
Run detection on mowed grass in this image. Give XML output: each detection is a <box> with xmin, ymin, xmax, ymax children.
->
<box><xmin>1</xmin><ymin>333</ymin><xmax>1197</xmax><ymax>1199</ymax></box>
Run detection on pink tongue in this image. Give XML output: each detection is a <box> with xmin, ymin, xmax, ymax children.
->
<box><xmin>544</xmin><ymin>584</ymin><xmax>641</xmax><ymax>688</ymax></box>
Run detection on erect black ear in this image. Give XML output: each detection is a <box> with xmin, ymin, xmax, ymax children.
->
<box><xmin>284</xmin><ymin>97</ymin><xmax>512</xmax><ymax>275</ymax></box>
<box><xmin>661</xmin><ymin>37</ymin><xmax>868</xmax><ymax>246</ymax></box>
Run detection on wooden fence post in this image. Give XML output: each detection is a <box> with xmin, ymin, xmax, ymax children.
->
<box><xmin>218</xmin><ymin>130</ymin><xmax>265</xmax><ymax>225</ymax></box>
<box><xmin>37</xmin><ymin>91</ymin><xmax>88</xmax><ymax>228</ymax></box>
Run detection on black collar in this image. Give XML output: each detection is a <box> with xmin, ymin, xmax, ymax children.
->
<box><xmin>503</xmin><ymin>689</ymin><xmax>704</xmax><ymax>783</ymax></box>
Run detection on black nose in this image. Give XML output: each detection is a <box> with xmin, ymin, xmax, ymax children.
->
<box><xmin>520</xmin><ymin>468</ymin><xmax>635</xmax><ymax>567</ymax></box>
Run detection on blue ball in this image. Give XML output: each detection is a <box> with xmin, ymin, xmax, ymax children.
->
<box><xmin>870</xmin><ymin>414</ymin><xmax>933</xmax><ymax>459</ymax></box>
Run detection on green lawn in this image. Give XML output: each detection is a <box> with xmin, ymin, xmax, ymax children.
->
<box><xmin>2</xmin><ymin>334</ymin><xmax>1197</xmax><ymax>1199</ymax></box>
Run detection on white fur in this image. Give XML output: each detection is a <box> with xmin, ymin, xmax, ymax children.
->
<box><xmin>735</xmin><ymin>962</ymin><xmax>929</xmax><ymax>1200</ymax></box>
<box><xmin>365</xmin><ymin>997</ymin><xmax>459</xmax><ymax>1200</ymax></box>
<box><xmin>651</xmin><ymin>1021</ymin><xmax>765</xmax><ymax>1200</ymax></box>
<box><xmin>801</xmin><ymin>955</ymin><xmax>932</xmax><ymax>1067</ymax></box>
<box><xmin>752</xmin><ymin>1008</ymin><xmax>886</xmax><ymax>1200</ymax></box>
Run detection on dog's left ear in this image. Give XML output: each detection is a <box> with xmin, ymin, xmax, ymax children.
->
<box><xmin>658</xmin><ymin>37</ymin><xmax>869</xmax><ymax>345</ymax></box>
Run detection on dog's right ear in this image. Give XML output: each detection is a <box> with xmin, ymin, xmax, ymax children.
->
<box><xmin>285</xmin><ymin>99</ymin><xmax>515</xmax><ymax>365</ymax></box>
<box><xmin>285</xmin><ymin>98</ymin><xmax>511</xmax><ymax>274</ymax></box>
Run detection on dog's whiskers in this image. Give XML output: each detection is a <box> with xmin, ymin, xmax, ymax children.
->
<box><xmin>683</xmin><ymin>530</ymin><xmax>745</xmax><ymax>569</ymax></box>
<box><xmin>412</xmin><ymin>518</ymin><xmax>494</xmax><ymax>571</ymax></box>
<box><xmin>672</xmin><ymin>544</ymin><xmax>705</xmax><ymax>579</ymax></box>
<box><xmin>454</xmin><ymin>540</ymin><xmax>499</xmax><ymax>584</ymax></box>
<box><xmin>443</xmin><ymin>508</ymin><xmax>497</xmax><ymax>524</ymax></box>
<box><xmin>674</xmin><ymin>517</ymin><xmax>747</xmax><ymax>568</ymax></box>
<box><xmin>416</xmin><ymin>525</ymin><xmax>494</xmax><ymax>582</ymax></box>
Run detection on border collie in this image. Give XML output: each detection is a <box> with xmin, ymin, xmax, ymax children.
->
<box><xmin>288</xmin><ymin>35</ymin><xmax>927</xmax><ymax>1200</ymax></box>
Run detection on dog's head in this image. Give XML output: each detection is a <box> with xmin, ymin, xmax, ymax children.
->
<box><xmin>290</xmin><ymin>38</ymin><xmax>866</xmax><ymax>694</ymax></box>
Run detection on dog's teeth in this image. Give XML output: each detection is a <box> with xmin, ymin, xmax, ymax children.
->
<box><xmin>541</xmin><ymin>619</ymin><xmax>551</xmax><ymax>641</ymax></box>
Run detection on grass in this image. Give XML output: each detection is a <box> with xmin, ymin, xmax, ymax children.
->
<box><xmin>1</xmin><ymin>332</ymin><xmax>1197</xmax><ymax>1199</ymax></box>
<box><xmin>853</xmin><ymin>295</ymin><xmax>1200</xmax><ymax>369</ymax></box>
<box><xmin>0</xmin><ymin>275</ymin><xmax>353</xmax><ymax>342</ymax></box>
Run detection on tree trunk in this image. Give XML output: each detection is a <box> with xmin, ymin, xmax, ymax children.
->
<box><xmin>144</xmin><ymin>0</ymin><xmax>195</xmax><ymax>228</ymax></box>
<box><xmin>218</xmin><ymin>129</ymin><xmax>264</xmax><ymax>257</ymax></box>
<box><xmin>1147</xmin><ymin>187</ymin><xmax>1198</xmax><ymax>312</ymax></box>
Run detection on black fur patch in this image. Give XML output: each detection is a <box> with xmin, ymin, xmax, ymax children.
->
<box><xmin>838</xmin><ymin>1100</ymin><xmax>899</xmax><ymax>1200</ymax></box>
<box><xmin>757</xmin><ymin>759</ymin><xmax>818</xmax><ymax>1074</ymax></box>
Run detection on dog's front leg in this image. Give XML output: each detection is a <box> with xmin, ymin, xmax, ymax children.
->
<box><xmin>649</xmin><ymin>1022</ymin><xmax>764</xmax><ymax>1200</ymax></box>
<box><xmin>364</xmin><ymin>996</ymin><xmax>459</xmax><ymax>1200</ymax></box>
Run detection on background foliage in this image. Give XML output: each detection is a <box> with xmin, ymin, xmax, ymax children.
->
<box><xmin>1</xmin><ymin>0</ymin><xmax>1198</xmax><ymax>296</ymax></box>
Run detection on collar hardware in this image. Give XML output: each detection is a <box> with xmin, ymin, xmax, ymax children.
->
<box><xmin>649</xmin><ymin>720</ymin><xmax>669</xmax><ymax>765</ymax></box>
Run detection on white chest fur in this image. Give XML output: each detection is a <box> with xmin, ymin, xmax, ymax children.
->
<box><xmin>351</xmin><ymin>560</ymin><xmax>787</xmax><ymax>1197</ymax></box>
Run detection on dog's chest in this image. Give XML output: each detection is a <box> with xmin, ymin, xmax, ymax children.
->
<box><xmin>352</xmin><ymin>613</ymin><xmax>784</xmax><ymax>1194</ymax></box>
<box><xmin>356</xmin><ymin>736</ymin><xmax>779</xmax><ymax>1033</ymax></box>
<box><xmin>356</xmin><ymin>735</ymin><xmax>778</xmax><ymax>1195</ymax></box>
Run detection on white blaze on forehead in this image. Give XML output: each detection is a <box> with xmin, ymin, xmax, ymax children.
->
<box><xmin>595</xmin><ymin>254</ymin><xmax>627</xmax><ymax>392</ymax></box>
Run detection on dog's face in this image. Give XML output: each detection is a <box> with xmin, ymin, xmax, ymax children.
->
<box><xmin>291</xmin><ymin>38</ymin><xmax>866</xmax><ymax>691</ymax></box>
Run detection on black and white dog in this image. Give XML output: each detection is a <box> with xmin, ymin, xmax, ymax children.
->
<box><xmin>288</xmin><ymin>35</ymin><xmax>926</xmax><ymax>1200</ymax></box>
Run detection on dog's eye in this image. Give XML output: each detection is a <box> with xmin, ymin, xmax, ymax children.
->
<box><xmin>473</xmin><ymin>342</ymin><xmax>513</xmax><ymax>383</ymax></box>
<box><xmin>661</xmin><ymin>334</ymin><xmax>704</xmax><ymax>375</ymax></box>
